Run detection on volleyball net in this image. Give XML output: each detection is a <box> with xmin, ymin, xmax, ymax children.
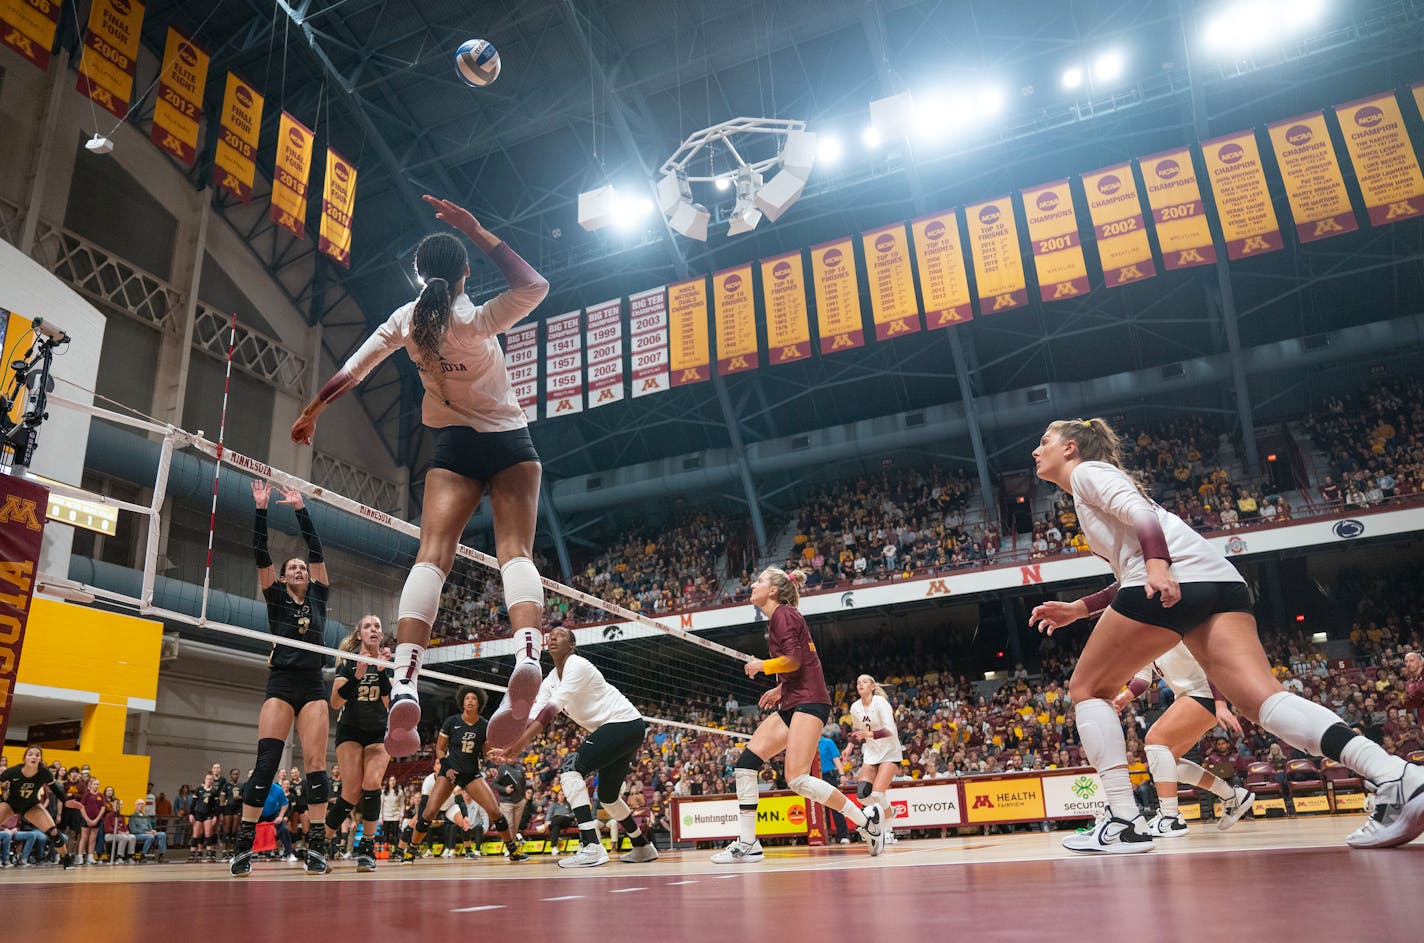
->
<box><xmin>37</xmin><ymin>387</ymin><xmax>760</xmax><ymax>741</ymax></box>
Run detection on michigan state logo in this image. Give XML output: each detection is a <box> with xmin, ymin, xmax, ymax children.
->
<box><xmin>1071</xmin><ymin>776</ymin><xmax>1098</xmax><ymax>800</ymax></box>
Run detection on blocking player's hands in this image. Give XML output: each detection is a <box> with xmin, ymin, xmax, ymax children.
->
<box><xmin>744</xmin><ymin>657</ymin><xmax>765</xmax><ymax>679</ymax></box>
<box><xmin>252</xmin><ymin>479</ymin><xmax>272</xmax><ymax>509</ymax></box>
<box><xmin>486</xmin><ymin>748</ymin><xmax>509</xmax><ymax>765</ymax></box>
<box><xmin>758</xmin><ymin>685</ymin><xmax>782</xmax><ymax>711</ymax></box>
<box><xmin>423</xmin><ymin>195</ymin><xmax>487</xmax><ymax>239</ymax></box>
<box><xmin>276</xmin><ymin>487</ymin><xmax>304</xmax><ymax>510</ymax></box>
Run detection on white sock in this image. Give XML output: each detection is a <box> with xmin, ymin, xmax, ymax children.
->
<box><xmin>513</xmin><ymin>627</ymin><xmax>542</xmax><ymax>665</ymax></box>
<box><xmin>1076</xmin><ymin>697</ymin><xmax>1138</xmax><ymax>820</ymax></box>
<box><xmin>1177</xmin><ymin>759</ymin><xmax>1234</xmax><ymax>800</ymax></box>
<box><xmin>1144</xmin><ymin>745</ymin><xmax>1178</xmax><ymax>816</ymax></box>
<box><xmin>1340</xmin><ymin>736</ymin><xmax>1408</xmax><ymax>787</ymax></box>
<box><xmin>735</xmin><ymin>768</ymin><xmax>759</xmax><ymax>845</ymax></box>
<box><xmin>393</xmin><ymin>643</ymin><xmax>424</xmax><ymax>689</ymax></box>
<box><xmin>841</xmin><ymin>800</ymin><xmax>867</xmax><ymax>828</ymax></box>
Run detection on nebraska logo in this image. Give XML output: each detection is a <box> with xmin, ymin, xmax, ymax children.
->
<box><xmin>1155</xmin><ymin>159</ymin><xmax>1180</xmax><ymax>180</ymax></box>
<box><xmin>1035</xmin><ymin>191</ymin><xmax>1059</xmax><ymax>212</ymax></box>
<box><xmin>0</xmin><ymin>496</ymin><xmax>42</xmax><ymax>532</ymax></box>
<box><xmin>1020</xmin><ymin>565</ymin><xmax>1042</xmax><ymax>585</ymax></box>
<box><xmin>925</xmin><ymin>220</ymin><xmax>946</xmax><ymax>240</ymax></box>
<box><xmin>925</xmin><ymin>579</ymin><xmax>951</xmax><ymax>597</ymax></box>
<box><xmin>874</xmin><ymin>233</ymin><xmax>896</xmax><ymax>253</ymax></box>
<box><xmin>971</xmin><ymin>794</ymin><xmax>994</xmax><ymax>809</ymax></box>
<box><xmin>978</xmin><ymin>204</ymin><xmax>1001</xmax><ymax>226</ymax></box>
<box><xmin>1285</xmin><ymin>124</ymin><xmax>1312</xmax><ymax>146</ymax></box>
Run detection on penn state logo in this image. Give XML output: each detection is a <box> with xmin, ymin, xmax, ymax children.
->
<box><xmin>1332</xmin><ymin>519</ymin><xmax>1365</xmax><ymax>540</ymax></box>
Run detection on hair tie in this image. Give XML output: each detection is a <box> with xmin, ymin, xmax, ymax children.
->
<box><xmin>1079</xmin><ymin>419</ymin><xmax>1092</xmax><ymax>427</ymax></box>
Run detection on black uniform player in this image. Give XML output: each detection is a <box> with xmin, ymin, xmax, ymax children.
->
<box><xmin>403</xmin><ymin>686</ymin><xmax>528</xmax><ymax>863</ymax></box>
<box><xmin>0</xmin><ymin>747</ymin><xmax>73</xmax><ymax>868</ymax></box>
<box><xmin>205</xmin><ymin>763</ymin><xmax>234</xmax><ymax>858</ymax></box>
<box><xmin>231</xmin><ymin>481</ymin><xmax>334</xmax><ymax>878</ymax></box>
<box><xmin>326</xmin><ymin>615</ymin><xmax>394</xmax><ymax>872</ymax></box>
<box><xmin>189</xmin><ymin>773</ymin><xmax>221</xmax><ymax>861</ymax></box>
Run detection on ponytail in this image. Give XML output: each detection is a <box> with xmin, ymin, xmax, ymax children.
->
<box><xmin>411</xmin><ymin>232</ymin><xmax>469</xmax><ymax>407</ymax></box>
<box><xmin>763</xmin><ymin>567</ymin><xmax>808</xmax><ymax>606</ymax></box>
<box><xmin>1048</xmin><ymin>417</ymin><xmax>1124</xmax><ymax>468</ymax></box>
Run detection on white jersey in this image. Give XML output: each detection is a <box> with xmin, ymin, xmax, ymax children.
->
<box><xmin>849</xmin><ymin>694</ymin><xmax>903</xmax><ymax>765</ymax></box>
<box><xmin>420</xmin><ymin>772</ymin><xmax>462</xmax><ymax>815</ymax></box>
<box><xmin>339</xmin><ymin>279</ymin><xmax>547</xmax><ymax>432</ymax></box>
<box><xmin>1132</xmin><ymin>642</ymin><xmax>1214</xmax><ymax>701</ymax></box>
<box><xmin>1070</xmin><ymin>461</ymin><xmax>1243</xmax><ymax>588</ymax></box>
<box><xmin>531</xmin><ymin>653</ymin><xmax>641</xmax><ymax>732</ymax></box>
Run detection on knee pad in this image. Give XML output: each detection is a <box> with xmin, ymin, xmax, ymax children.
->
<box><xmin>242</xmin><ymin>737</ymin><xmax>285</xmax><ymax>805</ymax></box>
<box><xmin>788</xmin><ymin>773</ymin><xmax>836</xmax><ymax>805</ymax></box>
<box><xmin>324</xmin><ymin>796</ymin><xmax>352</xmax><ymax>830</ymax></box>
<box><xmin>47</xmin><ymin>826</ymin><xmax>66</xmax><ymax>849</ymax></box>
<box><xmin>398</xmin><ymin>561</ymin><xmax>447</xmax><ymax>626</ymax></box>
<box><xmin>305</xmin><ymin>770</ymin><xmax>331</xmax><ymax>805</ymax></box>
<box><xmin>603</xmin><ymin>798</ymin><xmax>631</xmax><ymax>821</ymax></box>
<box><xmin>857</xmin><ymin>780</ymin><xmax>874</xmax><ymax>800</ymax></box>
<box><xmin>1144</xmin><ymin>744</ymin><xmax>1178</xmax><ymax>786</ymax></box>
<box><xmin>560</xmin><ymin>751</ymin><xmax>591</xmax><ymax>776</ymax></box>
<box><xmin>735</xmin><ymin>748</ymin><xmax>764</xmax><ymax>771</ymax></box>
<box><xmin>559</xmin><ymin>770</ymin><xmax>591</xmax><ymax>809</ymax></box>
<box><xmin>415</xmin><ymin>814</ymin><xmax>431</xmax><ymax>835</ymax></box>
<box><xmin>360</xmin><ymin>789</ymin><xmax>380</xmax><ymax>823</ymax></box>
<box><xmin>500</xmin><ymin>556</ymin><xmax>544</xmax><ymax>610</ymax></box>
<box><xmin>492</xmin><ymin>815</ymin><xmax>509</xmax><ymax>833</ymax></box>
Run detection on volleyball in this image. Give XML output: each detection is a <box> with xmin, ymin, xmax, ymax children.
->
<box><xmin>455</xmin><ymin>38</ymin><xmax>500</xmax><ymax>87</ymax></box>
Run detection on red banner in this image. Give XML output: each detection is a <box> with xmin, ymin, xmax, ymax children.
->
<box><xmin>0</xmin><ymin>474</ymin><xmax>47</xmax><ymax>746</ymax></box>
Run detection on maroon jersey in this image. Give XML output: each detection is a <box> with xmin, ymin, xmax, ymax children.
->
<box><xmin>1405</xmin><ymin>673</ymin><xmax>1424</xmax><ymax>713</ymax></box>
<box><xmin>768</xmin><ymin>605</ymin><xmax>830</xmax><ymax>708</ymax></box>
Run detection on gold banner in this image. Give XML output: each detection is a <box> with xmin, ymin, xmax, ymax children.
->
<box><xmin>1335</xmin><ymin>91</ymin><xmax>1424</xmax><ymax>227</ymax></box>
<box><xmin>319</xmin><ymin>149</ymin><xmax>358</xmax><ymax>267</ymax></box>
<box><xmin>910</xmin><ymin>211</ymin><xmax>973</xmax><ymax>327</ymax></box>
<box><xmin>761</xmin><ymin>252</ymin><xmax>811</xmax><ymax>364</ymax></box>
<box><xmin>810</xmin><ymin>238</ymin><xmax>865</xmax><ymax>354</ymax></box>
<box><xmin>149</xmin><ymin>27</ymin><xmax>208</xmax><ymax>168</ymax></box>
<box><xmin>1020</xmin><ymin>180</ymin><xmax>1090</xmax><ymax>302</ymax></box>
<box><xmin>270</xmin><ymin>111</ymin><xmax>315</xmax><ymax>238</ymax></box>
<box><xmin>76</xmin><ymin>0</ymin><xmax>145</xmax><ymax>120</ymax></box>
<box><xmin>1</xmin><ymin>310</ymin><xmax>33</xmax><ymax>424</ymax></box>
<box><xmin>1414</xmin><ymin>82</ymin><xmax>1424</xmax><ymax>123</ymax></box>
<box><xmin>861</xmin><ymin>222</ymin><xmax>922</xmax><ymax>340</ymax></box>
<box><xmin>1140</xmin><ymin>148</ymin><xmax>1217</xmax><ymax>270</ymax></box>
<box><xmin>1</xmin><ymin>0</ymin><xmax>61</xmax><ymax>70</ymax></box>
<box><xmin>668</xmin><ymin>277</ymin><xmax>710</xmax><ymax>386</ymax></box>
<box><xmin>1201</xmin><ymin>130</ymin><xmax>1284</xmax><ymax>259</ymax></box>
<box><xmin>1266</xmin><ymin>112</ymin><xmax>1358</xmax><ymax>243</ymax></box>
<box><xmin>713</xmin><ymin>264</ymin><xmax>758</xmax><ymax>375</ymax></box>
<box><xmin>213</xmin><ymin>73</ymin><xmax>264</xmax><ymax>202</ymax></box>
<box><xmin>1082</xmin><ymin>163</ymin><xmax>1156</xmax><ymax>287</ymax></box>
<box><xmin>965</xmin><ymin>197</ymin><xmax>1027</xmax><ymax>313</ymax></box>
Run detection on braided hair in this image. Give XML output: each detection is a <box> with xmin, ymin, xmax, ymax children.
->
<box><xmin>411</xmin><ymin>233</ymin><xmax>469</xmax><ymax>407</ymax></box>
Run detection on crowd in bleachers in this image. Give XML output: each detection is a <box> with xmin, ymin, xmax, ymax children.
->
<box><xmin>568</xmin><ymin>511</ymin><xmax>732</xmax><ymax>616</ymax></box>
<box><xmin>1305</xmin><ymin>377</ymin><xmax>1424</xmax><ymax>510</ymax></box>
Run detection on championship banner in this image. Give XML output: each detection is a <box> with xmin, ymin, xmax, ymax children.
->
<box><xmin>544</xmin><ymin>310</ymin><xmax>584</xmax><ymax>417</ymax></box>
<box><xmin>1020</xmin><ymin>180</ymin><xmax>1090</xmax><ymax>302</ymax></box>
<box><xmin>910</xmin><ymin>211</ymin><xmax>974</xmax><ymax>327</ymax></box>
<box><xmin>0</xmin><ymin>473</ymin><xmax>47</xmax><ymax>746</ymax></box>
<box><xmin>668</xmin><ymin>277</ymin><xmax>710</xmax><ymax>387</ymax></box>
<box><xmin>270</xmin><ymin>111</ymin><xmax>316</xmax><ymax>238</ymax></box>
<box><xmin>1081</xmin><ymin>164</ymin><xmax>1156</xmax><ymax>287</ymax></box>
<box><xmin>149</xmin><ymin>27</ymin><xmax>209</xmax><ymax>168</ymax></box>
<box><xmin>760</xmin><ymin>252</ymin><xmax>811</xmax><ymax>364</ymax></box>
<box><xmin>1414</xmin><ymin>82</ymin><xmax>1424</xmax><ymax>123</ymax></box>
<box><xmin>584</xmin><ymin>298</ymin><xmax>625</xmax><ymax>409</ymax></box>
<box><xmin>1335</xmin><ymin>91</ymin><xmax>1424</xmax><ymax>227</ymax></box>
<box><xmin>1</xmin><ymin>310</ymin><xmax>33</xmax><ymax>425</ymax></box>
<box><xmin>1</xmin><ymin>0</ymin><xmax>62</xmax><ymax>70</ymax></box>
<box><xmin>1266</xmin><ymin>112</ymin><xmax>1358</xmax><ymax>243</ymax></box>
<box><xmin>965</xmin><ymin>197</ymin><xmax>1027</xmax><ymax>313</ymax></box>
<box><xmin>318</xmin><ymin>149</ymin><xmax>357</xmax><ymax>267</ymax></box>
<box><xmin>76</xmin><ymin>0</ymin><xmax>145</xmax><ymax>120</ymax></box>
<box><xmin>1201</xmin><ymin>130</ymin><xmax>1284</xmax><ymax>259</ymax></box>
<box><xmin>628</xmin><ymin>287</ymin><xmax>669</xmax><ymax>398</ymax></box>
<box><xmin>504</xmin><ymin>322</ymin><xmax>539</xmax><ymax>423</ymax></box>
<box><xmin>1140</xmin><ymin>148</ymin><xmax>1217</xmax><ymax>270</ymax></box>
<box><xmin>861</xmin><ymin>222</ymin><xmax>922</xmax><ymax>340</ymax></box>
<box><xmin>712</xmin><ymin>265</ymin><xmax>758</xmax><ymax>375</ymax></box>
<box><xmin>810</xmin><ymin>238</ymin><xmax>865</xmax><ymax>354</ymax></box>
<box><xmin>213</xmin><ymin>73</ymin><xmax>264</xmax><ymax>202</ymax></box>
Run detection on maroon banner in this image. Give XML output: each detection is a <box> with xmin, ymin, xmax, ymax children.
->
<box><xmin>0</xmin><ymin>474</ymin><xmax>48</xmax><ymax>745</ymax></box>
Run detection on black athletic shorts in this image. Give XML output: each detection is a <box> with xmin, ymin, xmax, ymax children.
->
<box><xmin>61</xmin><ymin>808</ymin><xmax>84</xmax><ymax>832</ymax></box>
<box><xmin>777</xmin><ymin>702</ymin><xmax>832</xmax><ymax>728</ymax></box>
<box><xmin>6</xmin><ymin>796</ymin><xmax>40</xmax><ymax>817</ymax></box>
<box><xmin>190</xmin><ymin>812</ymin><xmax>209</xmax><ymax>824</ymax></box>
<box><xmin>430</xmin><ymin>425</ymin><xmax>540</xmax><ymax>485</ymax></box>
<box><xmin>567</xmin><ymin>717</ymin><xmax>647</xmax><ymax>804</ymax></box>
<box><xmin>438</xmin><ymin>757</ymin><xmax>483</xmax><ymax>790</ymax></box>
<box><xmin>265</xmin><ymin>669</ymin><xmax>327</xmax><ymax>711</ymax></box>
<box><xmin>1111</xmin><ymin>581</ymin><xmax>1253</xmax><ymax>636</ymax></box>
<box><xmin>336</xmin><ymin>725</ymin><xmax>385</xmax><ymax>749</ymax></box>
<box><xmin>1190</xmin><ymin>695</ymin><xmax>1218</xmax><ymax>715</ymax></box>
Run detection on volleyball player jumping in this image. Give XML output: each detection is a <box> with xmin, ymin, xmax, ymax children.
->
<box><xmin>291</xmin><ymin>195</ymin><xmax>550</xmax><ymax>759</ymax></box>
<box><xmin>1029</xmin><ymin>418</ymin><xmax>1424</xmax><ymax>853</ymax></box>
<box><xmin>713</xmin><ymin>569</ymin><xmax>884</xmax><ymax>863</ymax></box>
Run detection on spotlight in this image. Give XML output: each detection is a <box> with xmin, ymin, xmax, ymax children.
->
<box><xmin>1092</xmin><ymin>49</ymin><xmax>1125</xmax><ymax>82</ymax></box>
<box><xmin>714</xmin><ymin>176</ymin><xmax>732</xmax><ymax>191</ymax></box>
<box><xmin>727</xmin><ymin>168</ymin><xmax>764</xmax><ymax>236</ymax></box>
<box><xmin>817</xmin><ymin>134</ymin><xmax>843</xmax><ymax>165</ymax></box>
<box><xmin>1061</xmin><ymin>66</ymin><xmax>1084</xmax><ymax>90</ymax></box>
<box><xmin>862</xmin><ymin>125</ymin><xmax>883</xmax><ymax>149</ymax></box>
<box><xmin>976</xmin><ymin>87</ymin><xmax>1004</xmax><ymax>117</ymax></box>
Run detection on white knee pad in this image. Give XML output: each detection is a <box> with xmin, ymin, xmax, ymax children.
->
<box><xmin>500</xmin><ymin>556</ymin><xmax>544</xmax><ymax>610</ymax></box>
<box><xmin>1144</xmin><ymin>744</ymin><xmax>1178</xmax><ymax>787</ymax></box>
<box><xmin>397</xmin><ymin>562</ymin><xmax>446</xmax><ymax>626</ymax></box>
<box><xmin>788</xmin><ymin>773</ymin><xmax>836</xmax><ymax>805</ymax></box>
<box><xmin>603</xmin><ymin>798</ymin><xmax>631</xmax><ymax>821</ymax></box>
<box><xmin>559</xmin><ymin>770</ymin><xmax>591</xmax><ymax>810</ymax></box>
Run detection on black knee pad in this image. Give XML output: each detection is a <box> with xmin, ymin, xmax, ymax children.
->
<box><xmin>47</xmin><ymin>826</ymin><xmax>66</xmax><ymax>849</ymax></box>
<box><xmin>857</xmin><ymin>780</ymin><xmax>874</xmax><ymax>800</ymax></box>
<box><xmin>325</xmin><ymin>796</ymin><xmax>354</xmax><ymax>830</ymax></box>
<box><xmin>735</xmin><ymin>748</ymin><xmax>764</xmax><ymax>771</ymax></box>
<box><xmin>242</xmin><ymin>737</ymin><xmax>284</xmax><ymax>805</ymax></box>
<box><xmin>597</xmin><ymin>777</ymin><xmax>625</xmax><ymax>805</ymax></box>
<box><xmin>360</xmin><ymin>789</ymin><xmax>380</xmax><ymax>823</ymax></box>
<box><xmin>559</xmin><ymin>751</ymin><xmax>585</xmax><ymax>775</ymax></box>
<box><xmin>416</xmin><ymin>814</ymin><xmax>431</xmax><ymax>835</ymax></box>
<box><xmin>492</xmin><ymin>815</ymin><xmax>509</xmax><ymax>833</ymax></box>
<box><xmin>305</xmin><ymin>770</ymin><xmax>330</xmax><ymax>805</ymax></box>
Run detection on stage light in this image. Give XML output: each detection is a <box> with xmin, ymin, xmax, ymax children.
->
<box><xmin>977</xmin><ymin>87</ymin><xmax>1004</xmax><ymax>117</ymax></box>
<box><xmin>1061</xmin><ymin>66</ymin><xmax>1084</xmax><ymax>90</ymax></box>
<box><xmin>1202</xmin><ymin>1</ymin><xmax>1324</xmax><ymax>53</ymax></box>
<box><xmin>1092</xmin><ymin>49</ymin><xmax>1125</xmax><ymax>82</ymax></box>
<box><xmin>714</xmin><ymin>176</ymin><xmax>732</xmax><ymax>191</ymax></box>
<box><xmin>817</xmin><ymin>134</ymin><xmax>843</xmax><ymax>165</ymax></box>
<box><xmin>862</xmin><ymin>125</ymin><xmax>883</xmax><ymax>149</ymax></box>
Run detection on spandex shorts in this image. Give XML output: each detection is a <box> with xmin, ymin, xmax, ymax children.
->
<box><xmin>430</xmin><ymin>426</ymin><xmax>540</xmax><ymax>485</ymax></box>
<box><xmin>265</xmin><ymin>670</ymin><xmax>327</xmax><ymax>711</ymax></box>
<box><xmin>776</xmin><ymin>702</ymin><xmax>832</xmax><ymax>728</ymax></box>
<box><xmin>335</xmin><ymin>725</ymin><xmax>386</xmax><ymax>749</ymax></box>
<box><xmin>438</xmin><ymin>757</ymin><xmax>482</xmax><ymax>790</ymax></box>
<box><xmin>1190</xmin><ymin>695</ymin><xmax>1218</xmax><ymax>715</ymax></box>
<box><xmin>1111</xmin><ymin>581</ymin><xmax>1253</xmax><ymax>636</ymax></box>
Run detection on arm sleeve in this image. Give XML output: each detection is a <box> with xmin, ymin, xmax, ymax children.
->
<box><xmin>1082</xmin><ymin>582</ymin><xmax>1120</xmax><ymax>616</ymax></box>
<box><xmin>1127</xmin><ymin>665</ymin><xmax>1153</xmax><ymax>697</ymax></box>
<box><xmin>468</xmin><ymin>244</ymin><xmax>550</xmax><ymax>336</ymax></box>
<box><xmin>294</xmin><ymin>507</ymin><xmax>323</xmax><ymax>564</ymax></box>
<box><xmin>253</xmin><ymin>507</ymin><xmax>271</xmax><ymax>568</ymax></box>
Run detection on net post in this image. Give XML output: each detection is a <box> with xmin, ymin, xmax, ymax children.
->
<box><xmin>140</xmin><ymin>430</ymin><xmax>176</xmax><ymax>613</ymax></box>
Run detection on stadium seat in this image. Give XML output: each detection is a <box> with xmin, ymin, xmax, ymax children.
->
<box><xmin>1406</xmin><ymin>750</ymin><xmax>1424</xmax><ymax>766</ymax></box>
<box><xmin>1245</xmin><ymin>762</ymin><xmax>1283</xmax><ymax>797</ymax></box>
